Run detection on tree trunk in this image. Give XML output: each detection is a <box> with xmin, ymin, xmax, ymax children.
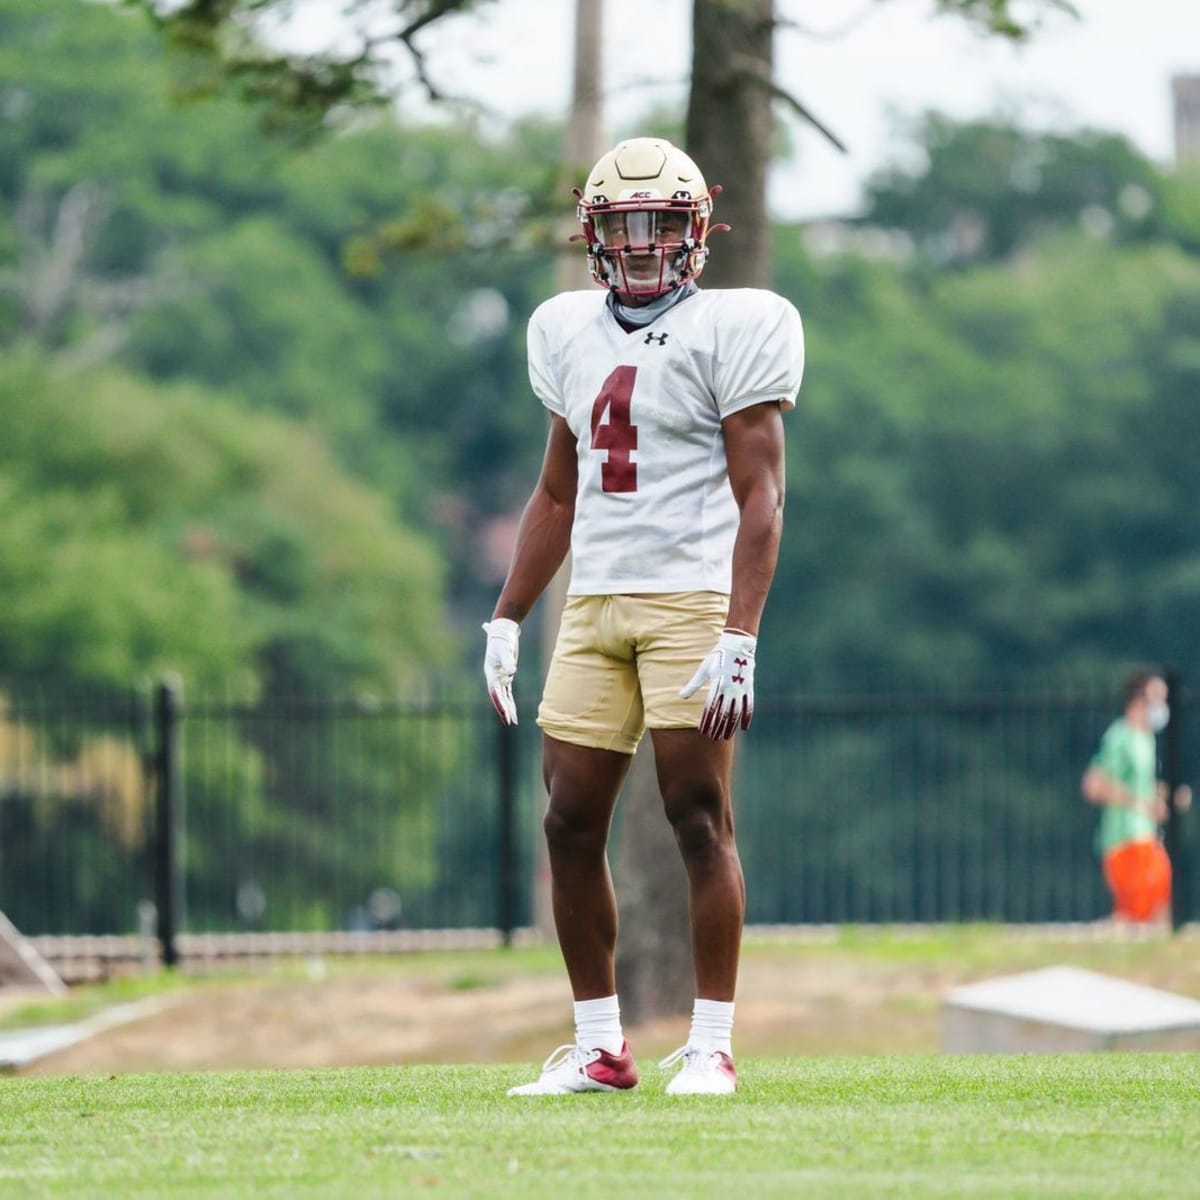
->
<box><xmin>686</xmin><ymin>0</ymin><xmax>774</xmax><ymax>290</ymax></box>
<box><xmin>614</xmin><ymin>745</ymin><xmax>691</xmax><ymax>1019</ymax></box>
<box><xmin>614</xmin><ymin>0</ymin><xmax>775</xmax><ymax>1026</ymax></box>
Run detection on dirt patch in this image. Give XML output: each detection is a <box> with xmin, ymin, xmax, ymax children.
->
<box><xmin>21</xmin><ymin>971</ymin><xmax>573</xmax><ymax>1076</ymax></box>
<box><xmin>20</xmin><ymin>931</ymin><xmax>1200</xmax><ymax>1076</ymax></box>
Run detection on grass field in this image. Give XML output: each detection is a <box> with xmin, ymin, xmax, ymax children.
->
<box><xmin>3</xmin><ymin>1055</ymin><xmax>1198</xmax><ymax>1198</ymax></box>
<box><xmin>4</xmin><ymin>930</ymin><xmax>1200</xmax><ymax>1196</ymax></box>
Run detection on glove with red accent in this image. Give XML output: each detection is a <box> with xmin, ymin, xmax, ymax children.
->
<box><xmin>482</xmin><ymin>618</ymin><xmax>520</xmax><ymax>725</ymax></box>
<box><xmin>679</xmin><ymin>629</ymin><xmax>757</xmax><ymax>740</ymax></box>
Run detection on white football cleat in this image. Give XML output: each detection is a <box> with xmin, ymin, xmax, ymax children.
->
<box><xmin>507</xmin><ymin>1041</ymin><xmax>639</xmax><ymax>1096</ymax></box>
<box><xmin>659</xmin><ymin>1045</ymin><xmax>738</xmax><ymax>1095</ymax></box>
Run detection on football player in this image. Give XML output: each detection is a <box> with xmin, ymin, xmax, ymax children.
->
<box><xmin>484</xmin><ymin>137</ymin><xmax>804</xmax><ymax>1095</ymax></box>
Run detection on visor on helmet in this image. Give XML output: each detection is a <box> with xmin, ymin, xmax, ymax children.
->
<box><xmin>582</xmin><ymin>201</ymin><xmax>706</xmax><ymax>298</ymax></box>
<box><xmin>591</xmin><ymin>208</ymin><xmax>691</xmax><ymax>250</ymax></box>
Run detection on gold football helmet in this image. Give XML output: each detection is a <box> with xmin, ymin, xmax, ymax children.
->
<box><xmin>575</xmin><ymin>138</ymin><xmax>717</xmax><ymax>299</ymax></box>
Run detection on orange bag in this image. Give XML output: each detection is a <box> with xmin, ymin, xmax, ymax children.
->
<box><xmin>1102</xmin><ymin>840</ymin><xmax>1172</xmax><ymax>922</ymax></box>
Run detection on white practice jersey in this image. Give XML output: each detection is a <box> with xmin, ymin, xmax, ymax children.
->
<box><xmin>528</xmin><ymin>287</ymin><xmax>805</xmax><ymax>595</ymax></box>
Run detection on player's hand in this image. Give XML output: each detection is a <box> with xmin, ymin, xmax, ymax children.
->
<box><xmin>679</xmin><ymin>629</ymin><xmax>757</xmax><ymax>740</ymax></box>
<box><xmin>482</xmin><ymin>618</ymin><xmax>520</xmax><ymax>725</ymax></box>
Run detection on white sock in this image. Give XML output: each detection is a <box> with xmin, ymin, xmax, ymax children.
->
<box><xmin>574</xmin><ymin>995</ymin><xmax>624</xmax><ymax>1055</ymax></box>
<box><xmin>688</xmin><ymin>998</ymin><xmax>734</xmax><ymax>1056</ymax></box>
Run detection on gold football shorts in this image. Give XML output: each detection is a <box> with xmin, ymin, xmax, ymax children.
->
<box><xmin>537</xmin><ymin>591</ymin><xmax>730</xmax><ymax>754</ymax></box>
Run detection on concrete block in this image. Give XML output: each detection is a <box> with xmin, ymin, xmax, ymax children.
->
<box><xmin>0</xmin><ymin>912</ymin><xmax>64</xmax><ymax>995</ymax></box>
<box><xmin>942</xmin><ymin>965</ymin><xmax>1200</xmax><ymax>1052</ymax></box>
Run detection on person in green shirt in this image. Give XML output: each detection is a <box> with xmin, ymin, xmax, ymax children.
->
<box><xmin>1081</xmin><ymin>669</ymin><xmax>1191</xmax><ymax>923</ymax></box>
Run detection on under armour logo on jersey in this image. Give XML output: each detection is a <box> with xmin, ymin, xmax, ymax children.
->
<box><xmin>732</xmin><ymin>657</ymin><xmax>748</xmax><ymax>684</ymax></box>
<box><xmin>644</xmin><ymin>331</ymin><xmax>669</xmax><ymax>346</ymax></box>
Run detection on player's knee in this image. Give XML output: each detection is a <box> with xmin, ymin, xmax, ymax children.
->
<box><xmin>664</xmin><ymin>781</ymin><xmax>731</xmax><ymax>862</ymax></box>
<box><xmin>543</xmin><ymin>803</ymin><xmax>607</xmax><ymax>857</ymax></box>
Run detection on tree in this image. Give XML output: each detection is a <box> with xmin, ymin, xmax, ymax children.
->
<box><xmin>126</xmin><ymin>0</ymin><xmax>495</xmax><ymax>135</ymax></box>
<box><xmin>1</xmin><ymin>0</ymin><xmax>570</xmax><ymax>653</ymax></box>
<box><xmin>0</xmin><ymin>353</ymin><xmax>448</xmax><ymax>693</ymax></box>
<box><xmin>862</xmin><ymin>115</ymin><xmax>1166</xmax><ymax>263</ymax></box>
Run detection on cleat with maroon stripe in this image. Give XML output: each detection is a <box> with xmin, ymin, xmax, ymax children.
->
<box><xmin>507</xmin><ymin>1041</ymin><xmax>639</xmax><ymax>1096</ymax></box>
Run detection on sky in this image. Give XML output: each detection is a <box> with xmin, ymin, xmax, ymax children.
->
<box><xmin>288</xmin><ymin>0</ymin><xmax>1200</xmax><ymax>220</ymax></box>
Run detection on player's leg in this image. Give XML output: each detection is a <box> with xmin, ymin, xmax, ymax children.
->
<box><xmin>507</xmin><ymin>738</ymin><xmax>638</xmax><ymax>1096</ymax></box>
<box><xmin>651</xmin><ymin>728</ymin><xmax>742</xmax><ymax>999</ymax></box>
<box><xmin>509</xmin><ymin>597</ymin><xmax>644</xmax><ymax>1096</ymax></box>
<box><xmin>650</xmin><ymin>727</ymin><xmax>743</xmax><ymax>1094</ymax></box>
<box><xmin>633</xmin><ymin>591</ymin><xmax>744</xmax><ymax>997</ymax></box>
<box><xmin>633</xmin><ymin>591</ymin><xmax>744</xmax><ymax>1094</ymax></box>
<box><xmin>541</xmin><ymin>734</ymin><xmax>631</xmax><ymax>1000</ymax></box>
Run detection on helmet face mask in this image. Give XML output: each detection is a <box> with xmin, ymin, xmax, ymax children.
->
<box><xmin>576</xmin><ymin>139</ymin><xmax>714</xmax><ymax>301</ymax></box>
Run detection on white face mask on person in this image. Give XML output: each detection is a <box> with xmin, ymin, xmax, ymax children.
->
<box><xmin>1147</xmin><ymin>702</ymin><xmax>1170</xmax><ymax>733</ymax></box>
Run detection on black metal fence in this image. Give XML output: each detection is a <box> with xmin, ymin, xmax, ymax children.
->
<box><xmin>0</xmin><ymin>680</ymin><xmax>536</xmax><ymax>952</ymax></box>
<box><xmin>739</xmin><ymin>677</ymin><xmax>1195</xmax><ymax>926</ymax></box>
<box><xmin>0</xmin><ymin>675</ymin><xmax>1194</xmax><ymax>949</ymax></box>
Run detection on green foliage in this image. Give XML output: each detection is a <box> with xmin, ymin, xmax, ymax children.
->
<box><xmin>128</xmin><ymin>0</ymin><xmax>492</xmax><ymax>136</ymax></box>
<box><xmin>863</xmin><ymin>115</ymin><xmax>1164</xmax><ymax>264</ymax></box>
<box><xmin>932</xmin><ymin>0</ymin><xmax>1079</xmax><ymax>40</ymax></box>
<box><xmin>769</xmin><ymin>126</ymin><xmax>1200</xmax><ymax>685</ymax></box>
<box><xmin>130</xmin><ymin>214</ymin><xmax>388</xmax><ymax>436</ymax></box>
<box><xmin>0</xmin><ymin>354</ymin><xmax>447</xmax><ymax>692</ymax></box>
<box><xmin>1160</xmin><ymin>163</ymin><xmax>1200</xmax><ymax>255</ymax></box>
<box><xmin>0</xmin><ymin>361</ymin><xmax>245</xmax><ymax>685</ymax></box>
<box><xmin>4</xmin><ymin>0</ymin><xmax>1200</xmax><ymax>698</ymax></box>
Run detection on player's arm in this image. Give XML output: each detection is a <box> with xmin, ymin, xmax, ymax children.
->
<box><xmin>491</xmin><ymin>413</ymin><xmax>578</xmax><ymax>623</ymax></box>
<box><xmin>679</xmin><ymin>402</ymin><xmax>785</xmax><ymax>739</ymax></box>
<box><xmin>482</xmin><ymin>414</ymin><xmax>577</xmax><ymax>725</ymax></box>
<box><xmin>723</xmin><ymin>401</ymin><xmax>786</xmax><ymax>636</ymax></box>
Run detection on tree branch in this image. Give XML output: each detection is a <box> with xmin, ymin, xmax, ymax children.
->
<box><xmin>780</xmin><ymin>0</ymin><xmax>1077</xmax><ymax>44</ymax></box>
<box><xmin>761</xmin><ymin>78</ymin><xmax>848</xmax><ymax>154</ymax></box>
<box><xmin>930</xmin><ymin>0</ymin><xmax>1079</xmax><ymax>41</ymax></box>
<box><xmin>776</xmin><ymin>4</ymin><xmax>883</xmax><ymax>42</ymax></box>
<box><xmin>723</xmin><ymin>52</ymin><xmax>849</xmax><ymax>155</ymax></box>
<box><xmin>125</xmin><ymin>0</ymin><xmax>492</xmax><ymax>121</ymax></box>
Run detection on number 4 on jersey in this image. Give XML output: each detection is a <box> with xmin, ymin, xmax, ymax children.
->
<box><xmin>590</xmin><ymin>365</ymin><xmax>639</xmax><ymax>493</ymax></box>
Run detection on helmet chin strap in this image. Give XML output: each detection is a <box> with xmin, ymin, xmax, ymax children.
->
<box><xmin>608</xmin><ymin>280</ymin><xmax>698</xmax><ymax>328</ymax></box>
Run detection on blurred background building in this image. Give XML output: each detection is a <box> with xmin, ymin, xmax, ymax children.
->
<box><xmin>1174</xmin><ymin>74</ymin><xmax>1200</xmax><ymax>165</ymax></box>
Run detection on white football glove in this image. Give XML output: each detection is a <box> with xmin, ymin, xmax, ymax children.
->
<box><xmin>482</xmin><ymin>618</ymin><xmax>520</xmax><ymax>725</ymax></box>
<box><xmin>679</xmin><ymin>630</ymin><xmax>757</xmax><ymax>740</ymax></box>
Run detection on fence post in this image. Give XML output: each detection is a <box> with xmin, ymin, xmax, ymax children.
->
<box><xmin>1163</xmin><ymin>669</ymin><xmax>1189</xmax><ymax>932</ymax></box>
<box><xmin>497</xmin><ymin>721</ymin><xmax>518</xmax><ymax>947</ymax></box>
<box><xmin>154</xmin><ymin>673</ymin><xmax>184</xmax><ymax>968</ymax></box>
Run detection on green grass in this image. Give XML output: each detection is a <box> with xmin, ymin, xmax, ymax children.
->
<box><xmin>3</xmin><ymin>1057</ymin><xmax>1198</xmax><ymax>1198</ymax></box>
